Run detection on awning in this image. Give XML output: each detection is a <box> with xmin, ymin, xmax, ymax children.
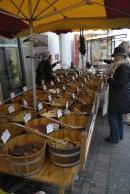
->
<box><xmin>0</xmin><ymin>0</ymin><xmax>130</xmax><ymax>37</ymax></box>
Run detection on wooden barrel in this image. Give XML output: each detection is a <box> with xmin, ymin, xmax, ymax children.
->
<box><xmin>26</xmin><ymin>118</ymin><xmax>59</xmax><ymax>134</ymax></box>
<box><xmin>60</xmin><ymin>113</ymin><xmax>89</xmax><ymax>130</ymax></box>
<box><xmin>3</xmin><ymin>134</ymin><xmax>46</xmax><ymax>177</ymax></box>
<box><xmin>47</xmin><ymin>129</ymin><xmax>81</xmax><ymax>167</ymax></box>
<box><xmin>0</xmin><ymin>103</ymin><xmax>22</xmax><ymax>116</ymax></box>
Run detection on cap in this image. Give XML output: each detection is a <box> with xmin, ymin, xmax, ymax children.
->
<box><xmin>111</xmin><ymin>47</ymin><xmax>128</xmax><ymax>57</ymax></box>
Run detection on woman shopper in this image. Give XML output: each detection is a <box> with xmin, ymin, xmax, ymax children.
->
<box><xmin>106</xmin><ymin>47</ymin><xmax>130</xmax><ymax>143</ymax></box>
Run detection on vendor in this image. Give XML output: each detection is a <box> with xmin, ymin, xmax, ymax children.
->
<box><xmin>36</xmin><ymin>53</ymin><xmax>60</xmax><ymax>85</ymax></box>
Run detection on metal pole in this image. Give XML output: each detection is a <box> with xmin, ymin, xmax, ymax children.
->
<box><xmin>28</xmin><ymin>0</ymin><xmax>37</xmax><ymax>110</ymax></box>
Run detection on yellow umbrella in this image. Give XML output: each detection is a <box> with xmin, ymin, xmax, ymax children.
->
<box><xmin>0</xmin><ymin>0</ymin><xmax>130</xmax><ymax>109</ymax></box>
<box><xmin>0</xmin><ymin>0</ymin><xmax>130</xmax><ymax>36</ymax></box>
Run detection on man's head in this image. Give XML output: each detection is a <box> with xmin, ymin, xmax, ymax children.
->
<box><xmin>119</xmin><ymin>41</ymin><xmax>130</xmax><ymax>52</ymax></box>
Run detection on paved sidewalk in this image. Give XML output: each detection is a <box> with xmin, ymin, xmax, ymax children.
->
<box><xmin>72</xmin><ymin>114</ymin><xmax>130</xmax><ymax>194</ymax></box>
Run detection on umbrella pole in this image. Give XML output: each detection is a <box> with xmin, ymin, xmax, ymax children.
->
<box><xmin>28</xmin><ymin>0</ymin><xmax>37</xmax><ymax>111</ymax></box>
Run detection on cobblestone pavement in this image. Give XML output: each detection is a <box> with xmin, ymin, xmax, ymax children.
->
<box><xmin>72</xmin><ymin>114</ymin><xmax>130</xmax><ymax>194</ymax></box>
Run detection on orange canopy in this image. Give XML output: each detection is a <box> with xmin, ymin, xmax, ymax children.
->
<box><xmin>0</xmin><ymin>0</ymin><xmax>130</xmax><ymax>36</ymax></box>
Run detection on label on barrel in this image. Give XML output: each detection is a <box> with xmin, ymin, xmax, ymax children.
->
<box><xmin>56</xmin><ymin>88</ymin><xmax>60</xmax><ymax>94</ymax></box>
<box><xmin>51</xmin><ymin>81</ymin><xmax>54</xmax><ymax>86</ymax></box>
<box><xmin>57</xmin><ymin>77</ymin><xmax>60</xmax><ymax>83</ymax></box>
<box><xmin>76</xmin><ymin>86</ymin><xmax>79</xmax><ymax>93</ymax></box>
<box><xmin>23</xmin><ymin>86</ymin><xmax>27</xmax><ymax>92</ymax></box>
<box><xmin>75</xmin><ymin>73</ymin><xmax>78</xmax><ymax>78</ymax></box>
<box><xmin>41</xmin><ymin>80</ymin><xmax>44</xmax><ymax>85</ymax></box>
<box><xmin>72</xmin><ymin>93</ymin><xmax>76</xmax><ymax>99</ymax></box>
<box><xmin>48</xmin><ymin>94</ymin><xmax>52</xmax><ymax>102</ymax></box>
<box><xmin>37</xmin><ymin>102</ymin><xmax>43</xmax><ymax>111</ymax></box>
<box><xmin>72</xmin><ymin>76</ymin><xmax>75</xmax><ymax>81</ymax></box>
<box><xmin>65</xmin><ymin>101</ymin><xmax>69</xmax><ymax>109</ymax></box>
<box><xmin>24</xmin><ymin>112</ymin><xmax>31</xmax><ymax>123</ymax></box>
<box><xmin>62</xmin><ymin>85</ymin><xmax>66</xmax><ymax>91</ymax></box>
<box><xmin>57</xmin><ymin>109</ymin><xmax>62</xmax><ymax>118</ymax></box>
<box><xmin>10</xmin><ymin>92</ymin><xmax>15</xmax><ymax>99</ymax></box>
<box><xmin>22</xmin><ymin>99</ymin><xmax>28</xmax><ymax>106</ymax></box>
<box><xmin>46</xmin><ymin>124</ymin><xmax>53</xmax><ymax>134</ymax></box>
<box><xmin>8</xmin><ymin>105</ymin><xmax>15</xmax><ymax>114</ymax></box>
<box><xmin>1</xmin><ymin>129</ymin><xmax>11</xmax><ymax>144</ymax></box>
<box><xmin>43</xmin><ymin>84</ymin><xmax>47</xmax><ymax>90</ymax></box>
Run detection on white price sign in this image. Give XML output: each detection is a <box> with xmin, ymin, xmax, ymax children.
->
<box><xmin>57</xmin><ymin>109</ymin><xmax>63</xmax><ymax>118</ymax></box>
<box><xmin>10</xmin><ymin>92</ymin><xmax>15</xmax><ymax>99</ymax></box>
<box><xmin>1</xmin><ymin>129</ymin><xmax>11</xmax><ymax>144</ymax></box>
<box><xmin>23</xmin><ymin>99</ymin><xmax>28</xmax><ymax>106</ymax></box>
<box><xmin>81</xmin><ymin>82</ymin><xmax>84</xmax><ymax>88</ymax></box>
<box><xmin>65</xmin><ymin>101</ymin><xmax>69</xmax><ymax>109</ymax></box>
<box><xmin>72</xmin><ymin>93</ymin><xmax>76</xmax><ymax>99</ymax></box>
<box><xmin>51</xmin><ymin>81</ymin><xmax>54</xmax><ymax>86</ymax></box>
<box><xmin>24</xmin><ymin>112</ymin><xmax>31</xmax><ymax>123</ymax></box>
<box><xmin>56</xmin><ymin>88</ymin><xmax>60</xmax><ymax>94</ymax></box>
<box><xmin>75</xmin><ymin>73</ymin><xmax>78</xmax><ymax>78</ymax></box>
<box><xmin>72</xmin><ymin>76</ymin><xmax>75</xmax><ymax>81</ymax></box>
<box><xmin>46</xmin><ymin>124</ymin><xmax>53</xmax><ymax>134</ymax></box>
<box><xmin>76</xmin><ymin>86</ymin><xmax>79</xmax><ymax>93</ymax></box>
<box><xmin>57</xmin><ymin>77</ymin><xmax>61</xmax><ymax>82</ymax></box>
<box><xmin>23</xmin><ymin>86</ymin><xmax>27</xmax><ymax>92</ymax></box>
<box><xmin>43</xmin><ymin>84</ymin><xmax>47</xmax><ymax>90</ymax></box>
<box><xmin>37</xmin><ymin>102</ymin><xmax>43</xmax><ymax>111</ymax></box>
<box><xmin>8</xmin><ymin>105</ymin><xmax>15</xmax><ymax>114</ymax></box>
<box><xmin>42</xmin><ymin>80</ymin><xmax>44</xmax><ymax>85</ymax></box>
<box><xmin>62</xmin><ymin>85</ymin><xmax>66</xmax><ymax>91</ymax></box>
<box><xmin>48</xmin><ymin>94</ymin><xmax>52</xmax><ymax>102</ymax></box>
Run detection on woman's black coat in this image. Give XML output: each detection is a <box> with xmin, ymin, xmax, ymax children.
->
<box><xmin>108</xmin><ymin>63</ymin><xmax>130</xmax><ymax>113</ymax></box>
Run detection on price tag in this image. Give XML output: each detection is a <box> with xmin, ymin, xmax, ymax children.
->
<box><xmin>51</xmin><ymin>81</ymin><xmax>54</xmax><ymax>86</ymax></box>
<box><xmin>56</xmin><ymin>88</ymin><xmax>60</xmax><ymax>94</ymax></box>
<box><xmin>57</xmin><ymin>109</ymin><xmax>63</xmax><ymax>118</ymax></box>
<box><xmin>37</xmin><ymin>102</ymin><xmax>43</xmax><ymax>111</ymax></box>
<box><xmin>22</xmin><ymin>99</ymin><xmax>28</xmax><ymax>106</ymax></box>
<box><xmin>75</xmin><ymin>73</ymin><xmax>78</xmax><ymax>78</ymax></box>
<box><xmin>1</xmin><ymin>129</ymin><xmax>11</xmax><ymax>144</ymax></box>
<box><xmin>76</xmin><ymin>86</ymin><xmax>79</xmax><ymax>93</ymax></box>
<box><xmin>46</xmin><ymin>124</ymin><xmax>53</xmax><ymax>134</ymax></box>
<box><xmin>24</xmin><ymin>112</ymin><xmax>31</xmax><ymax>123</ymax></box>
<box><xmin>23</xmin><ymin>86</ymin><xmax>27</xmax><ymax>92</ymax></box>
<box><xmin>48</xmin><ymin>94</ymin><xmax>52</xmax><ymax>102</ymax></box>
<box><xmin>81</xmin><ymin>82</ymin><xmax>84</xmax><ymax>88</ymax></box>
<box><xmin>72</xmin><ymin>93</ymin><xmax>75</xmax><ymax>99</ymax></box>
<box><xmin>10</xmin><ymin>92</ymin><xmax>15</xmax><ymax>99</ymax></box>
<box><xmin>62</xmin><ymin>85</ymin><xmax>66</xmax><ymax>91</ymax></box>
<box><xmin>72</xmin><ymin>76</ymin><xmax>75</xmax><ymax>81</ymax></box>
<box><xmin>65</xmin><ymin>101</ymin><xmax>69</xmax><ymax>109</ymax></box>
<box><xmin>43</xmin><ymin>84</ymin><xmax>47</xmax><ymax>90</ymax></box>
<box><xmin>84</xmin><ymin>78</ymin><xmax>87</xmax><ymax>83</ymax></box>
<box><xmin>41</xmin><ymin>80</ymin><xmax>44</xmax><ymax>85</ymax></box>
<box><xmin>57</xmin><ymin>77</ymin><xmax>61</xmax><ymax>83</ymax></box>
<box><xmin>8</xmin><ymin>105</ymin><xmax>15</xmax><ymax>114</ymax></box>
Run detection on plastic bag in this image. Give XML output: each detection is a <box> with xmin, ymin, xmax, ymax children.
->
<box><xmin>102</xmin><ymin>85</ymin><xmax>109</xmax><ymax>116</ymax></box>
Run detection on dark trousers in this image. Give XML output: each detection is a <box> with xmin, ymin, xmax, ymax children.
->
<box><xmin>108</xmin><ymin>111</ymin><xmax>123</xmax><ymax>142</ymax></box>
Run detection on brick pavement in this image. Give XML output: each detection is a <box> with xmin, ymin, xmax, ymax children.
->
<box><xmin>72</xmin><ymin>114</ymin><xmax>130</xmax><ymax>194</ymax></box>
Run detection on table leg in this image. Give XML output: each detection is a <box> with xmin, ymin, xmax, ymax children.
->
<box><xmin>59</xmin><ymin>185</ymin><xmax>65</xmax><ymax>194</ymax></box>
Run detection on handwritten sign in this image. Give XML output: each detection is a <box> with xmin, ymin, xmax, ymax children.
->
<box><xmin>24</xmin><ymin>112</ymin><xmax>31</xmax><ymax>123</ymax></box>
<box><xmin>1</xmin><ymin>129</ymin><xmax>11</xmax><ymax>144</ymax></box>
<box><xmin>10</xmin><ymin>92</ymin><xmax>15</xmax><ymax>99</ymax></box>
<box><xmin>46</xmin><ymin>124</ymin><xmax>53</xmax><ymax>134</ymax></box>
<box><xmin>8</xmin><ymin>105</ymin><xmax>15</xmax><ymax>114</ymax></box>
<box><xmin>23</xmin><ymin>86</ymin><xmax>27</xmax><ymax>92</ymax></box>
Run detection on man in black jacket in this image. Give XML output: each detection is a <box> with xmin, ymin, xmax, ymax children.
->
<box><xmin>106</xmin><ymin>47</ymin><xmax>130</xmax><ymax>143</ymax></box>
<box><xmin>36</xmin><ymin>54</ymin><xmax>60</xmax><ymax>85</ymax></box>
